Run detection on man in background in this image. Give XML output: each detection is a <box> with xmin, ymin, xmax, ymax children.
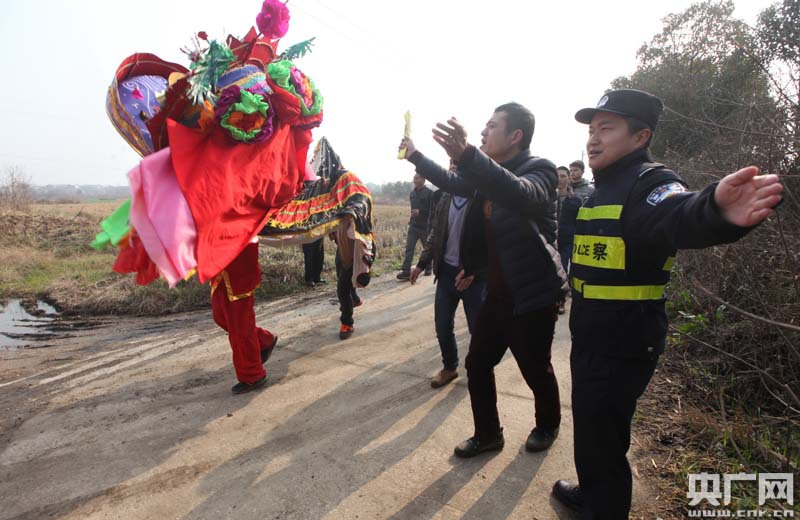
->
<box><xmin>569</xmin><ymin>160</ymin><xmax>595</xmax><ymax>201</ymax></box>
<box><xmin>397</xmin><ymin>173</ymin><xmax>433</xmax><ymax>281</ymax></box>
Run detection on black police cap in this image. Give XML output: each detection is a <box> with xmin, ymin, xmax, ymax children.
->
<box><xmin>575</xmin><ymin>89</ymin><xmax>663</xmax><ymax>130</ymax></box>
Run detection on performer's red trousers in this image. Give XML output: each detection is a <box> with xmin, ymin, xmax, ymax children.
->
<box><xmin>211</xmin><ymin>243</ymin><xmax>275</xmax><ymax>384</ymax></box>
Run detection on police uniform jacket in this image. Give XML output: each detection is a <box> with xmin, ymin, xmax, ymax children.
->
<box><xmin>569</xmin><ymin>149</ymin><xmax>751</xmax><ymax>359</ymax></box>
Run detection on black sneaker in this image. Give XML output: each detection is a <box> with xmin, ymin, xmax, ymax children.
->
<box><xmin>453</xmin><ymin>429</ymin><xmax>504</xmax><ymax>458</ymax></box>
<box><xmin>314</xmin><ymin>279</ymin><xmax>328</xmax><ymax>285</ymax></box>
<box><xmin>396</xmin><ymin>271</ymin><xmax>410</xmax><ymax>281</ymax></box>
<box><xmin>260</xmin><ymin>335</ymin><xmax>279</xmax><ymax>364</ymax></box>
<box><xmin>552</xmin><ymin>480</ymin><xmax>583</xmax><ymax>512</ymax></box>
<box><xmin>525</xmin><ymin>426</ymin><xmax>559</xmax><ymax>452</ymax></box>
<box><xmin>424</xmin><ymin>269</ymin><xmax>432</xmax><ymax>276</ymax></box>
<box><xmin>231</xmin><ymin>375</ymin><xmax>267</xmax><ymax>394</ymax></box>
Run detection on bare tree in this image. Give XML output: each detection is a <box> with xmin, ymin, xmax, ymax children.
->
<box><xmin>0</xmin><ymin>165</ymin><xmax>33</xmax><ymax>211</ymax></box>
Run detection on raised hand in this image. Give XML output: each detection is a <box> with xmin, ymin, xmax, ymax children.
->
<box><xmin>432</xmin><ymin>117</ymin><xmax>469</xmax><ymax>160</ymax></box>
<box><xmin>399</xmin><ymin>136</ymin><xmax>416</xmax><ymax>159</ymax></box>
<box><xmin>715</xmin><ymin>166</ymin><xmax>783</xmax><ymax>227</ymax></box>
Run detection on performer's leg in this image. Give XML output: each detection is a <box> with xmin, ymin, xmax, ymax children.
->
<box><xmin>224</xmin><ymin>294</ymin><xmax>266</xmax><ymax>384</ymax></box>
<box><xmin>313</xmin><ymin>238</ymin><xmax>325</xmax><ymax>282</ymax></box>
<box><xmin>302</xmin><ymin>242</ymin><xmax>316</xmax><ymax>284</ymax></box>
<box><xmin>217</xmin><ymin>243</ymin><xmax>267</xmax><ymax>384</ymax></box>
<box><xmin>336</xmin><ymin>252</ymin><xmax>354</xmax><ymax>326</ymax></box>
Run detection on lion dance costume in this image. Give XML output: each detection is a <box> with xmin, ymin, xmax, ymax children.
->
<box><xmin>93</xmin><ymin>1</ymin><xmax>375</xmax><ymax>393</ymax></box>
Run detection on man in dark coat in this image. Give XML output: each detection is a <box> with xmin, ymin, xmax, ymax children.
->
<box><xmin>400</xmin><ymin>102</ymin><xmax>568</xmax><ymax>458</ymax></box>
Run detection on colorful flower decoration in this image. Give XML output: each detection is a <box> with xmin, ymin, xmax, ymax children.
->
<box><xmin>256</xmin><ymin>0</ymin><xmax>290</xmax><ymax>40</ymax></box>
<box><xmin>266</xmin><ymin>59</ymin><xmax>323</xmax><ymax>117</ymax></box>
<box><xmin>214</xmin><ymin>85</ymin><xmax>275</xmax><ymax>143</ymax></box>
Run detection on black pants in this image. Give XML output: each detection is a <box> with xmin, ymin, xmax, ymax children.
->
<box><xmin>401</xmin><ymin>225</ymin><xmax>428</xmax><ymax>273</ymax></box>
<box><xmin>335</xmin><ymin>253</ymin><xmax>359</xmax><ymax>326</ymax></box>
<box><xmin>302</xmin><ymin>238</ymin><xmax>324</xmax><ymax>283</ymax></box>
<box><xmin>571</xmin><ymin>343</ymin><xmax>658</xmax><ymax>519</ymax></box>
<box><xmin>465</xmin><ymin>294</ymin><xmax>561</xmax><ymax>442</ymax></box>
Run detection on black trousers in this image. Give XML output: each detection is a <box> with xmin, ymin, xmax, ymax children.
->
<box><xmin>302</xmin><ymin>238</ymin><xmax>324</xmax><ymax>283</ymax></box>
<box><xmin>465</xmin><ymin>294</ymin><xmax>561</xmax><ymax>442</ymax></box>
<box><xmin>570</xmin><ymin>343</ymin><xmax>658</xmax><ymax>519</ymax></box>
<box><xmin>335</xmin><ymin>253</ymin><xmax>359</xmax><ymax>326</ymax></box>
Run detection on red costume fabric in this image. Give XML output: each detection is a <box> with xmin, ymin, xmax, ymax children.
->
<box><xmin>210</xmin><ymin>242</ymin><xmax>275</xmax><ymax>384</ymax></box>
<box><xmin>168</xmin><ymin>118</ymin><xmax>306</xmax><ymax>282</ymax></box>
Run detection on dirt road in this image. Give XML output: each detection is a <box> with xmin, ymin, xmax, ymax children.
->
<box><xmin>0</xmin><ymin>275</ymin><xmax>651</xmax><ymax>519</ymax></box>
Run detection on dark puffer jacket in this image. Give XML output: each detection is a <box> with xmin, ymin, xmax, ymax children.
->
<box><xmin>409</xmin><ymin>146</ymin><xmax>564</xmax><ymax>315</ymax></box>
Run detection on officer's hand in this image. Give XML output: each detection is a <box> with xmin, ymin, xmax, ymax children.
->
<box><xmin>715</xmin><ymin>166</ymin><xmax>783</xmax><ymax>227</ymax></box>
<box><xmin>399</xmin><ymin>137</ymin><xmax>416</xmax><ymax>159</ymax></box>
<box><xmin>409</xmin><ymin>266</ymin><xmax>423</xmax><ymax>284</ymax></box>
<box><xmin>432</xmin><ymin>118</ymin><xmax>469</xmax><ymax>160</ymax></box>
<box><xmin>454</xmin><ymin>269</ymin><xmax>474</xmax><ymax>291</ymax></box>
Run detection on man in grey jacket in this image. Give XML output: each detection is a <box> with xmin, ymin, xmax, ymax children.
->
<box><xmin>569</xmin><ymin>160</ymin><xmax>595</xmax><ymax>201</ymax></box>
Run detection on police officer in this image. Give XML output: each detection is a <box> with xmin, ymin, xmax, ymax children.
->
<box><xmin>552</xmin><ymin>89</ymin><xmax>783</xmax><ymax>518</ymax></box>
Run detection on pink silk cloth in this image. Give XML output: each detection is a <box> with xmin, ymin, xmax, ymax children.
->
<box><xmin>128</xmin><ymin>148</ymin><xmax>198</xmax><ymax>286</ymax></box>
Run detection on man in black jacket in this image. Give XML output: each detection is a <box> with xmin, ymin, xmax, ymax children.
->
<box><xmin>400</xmin><ymin>102</ymin><xmax>567</xmax><ymax>458</ymax></box>
<box><xmin>552</xmin><ymin>89</ymin><xmax>783</xmax><ymax>519</ymax></box>
<box><xmin>397</xmin><ymin>174</ymin><xmax>434</xmax><ymax>280</ymax></box>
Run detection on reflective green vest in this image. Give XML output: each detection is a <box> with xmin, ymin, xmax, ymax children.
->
<box><xmin>570</xmin><ymin>165</ymin><xmax>680</xmax><ymax>301</ymax></box>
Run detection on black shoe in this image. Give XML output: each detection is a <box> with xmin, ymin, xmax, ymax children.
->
<box><xmin>305</xmin><ymin>280</ymin><xmax>315</xmax><ymax>287</ymax></box>
<box><xmin>453</xmin><ymin>429</ymin><xmax>504</xmax><ymax>458</ymax></box>
<box><xmin>424</xmin><ymin>269</ymin><xmax>432</xmax><ymax>276</ymax></box>
<box><xmin>260</xmin><ymin>335</ymin><xmax>279</xmax><ymax>364</ymax></box>
<box><xmin>396</xmin><ymin>271</ymin><xmax>410</xmax><ymax>281</ymax></box>
<box><xmin>314</xmin><ymin>278</ymin><xmax>327</xmax><ymax>285</ymax></box>
<box><xmin>552</xmin><ymin>480</ymin><xmax>583</xmax><ymax>512</ymax></box>
<box><xmin>525</xmin><ymin>426</ymin><xmax>559</xmax><ymax>452</ymax></box>
<box><xmin>231</xmin><ymin>375</ymin><xmax>267</xmax><ymax>394</ymax></box>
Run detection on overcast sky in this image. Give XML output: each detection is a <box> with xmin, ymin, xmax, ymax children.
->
<box><xmin>0</xmin><ymin>0</ymin><xmax>767</xmax><ymax>187</ymax></box>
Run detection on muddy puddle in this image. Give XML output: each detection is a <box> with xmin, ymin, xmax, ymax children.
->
<box><xmin>0</xmin><ymin>299</ymin><xmax>59</xmax><ymax>349</ymax></box>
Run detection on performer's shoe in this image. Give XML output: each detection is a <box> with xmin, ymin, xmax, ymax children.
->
<box><xmin>231</xmin><ymin>375</ymin><xmax>267</xmax><ymax>394</ymax></box>
<box><xmin>353</xmin><ymin>299</ymin><xmax>364</xmax><ymax>308</ymax></box>
<box><xmin>453</xmin><ymin>429</ymin><xmax>504</xmax><ymax>458</ymax></box>
<box><xmin>396</xmin><ymin>271</ymin><xmax>410</xmax><ymax>281</ymax></box>
<box><xmin>552</xmin><ymin>480</ymin><xmax>584</xmax><ymax>513</ymax></box>
<box><xmin>261</xmin><ymin>335</ymin><xmax>279</xmax><ymax>364</ymax></box>
<box><xmin>430</xmin><ymin>368</ymin><xmax>458</xmax><ymax>388</ymax></box>
<box><xmin>339</xmin><ymin>324</ymin><xmax>354</xmax><ymax>340</ymax></box>
<box><xmin>314</xmin><ymin>278</ymin><xmax>327</xmax><ymax>285</ymax></box>
<box><xmin>525</xmin><ymin>426</ymin><xmax>559</xmax><ymax>452</ymax></box>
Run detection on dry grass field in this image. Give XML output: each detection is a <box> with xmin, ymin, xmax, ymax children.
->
<box><xmin>0</xmin><ymin>201</ymin><xmax>415</xmax><ymax>316</ymax></box>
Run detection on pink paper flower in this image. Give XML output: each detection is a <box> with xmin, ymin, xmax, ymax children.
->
<box><xmin>256</xmin><ymin>0</ymin><xmax>290</xmax><ymax>40</ymax></box>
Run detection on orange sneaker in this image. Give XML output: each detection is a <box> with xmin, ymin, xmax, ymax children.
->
<box><xmin>339</xmin><ymin>324</ymin><xmax>354</xmax><ymax>340</ymax></box>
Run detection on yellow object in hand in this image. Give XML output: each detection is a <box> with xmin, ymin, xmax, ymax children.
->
<box><xmin>397</xmin><ymin>110</ymin><xmax>411</xmax><ymax>159</ymax></box>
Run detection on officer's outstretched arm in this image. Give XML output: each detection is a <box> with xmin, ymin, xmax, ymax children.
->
<box><xmin>714</xmin><ymin>166</ymin><xmax>783</xmax><ymax>228</ymax></box>
<box><xmin>625</xmin><ymin>184</ymin><xmax>742</xmax><ymax>251</ymax></box>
